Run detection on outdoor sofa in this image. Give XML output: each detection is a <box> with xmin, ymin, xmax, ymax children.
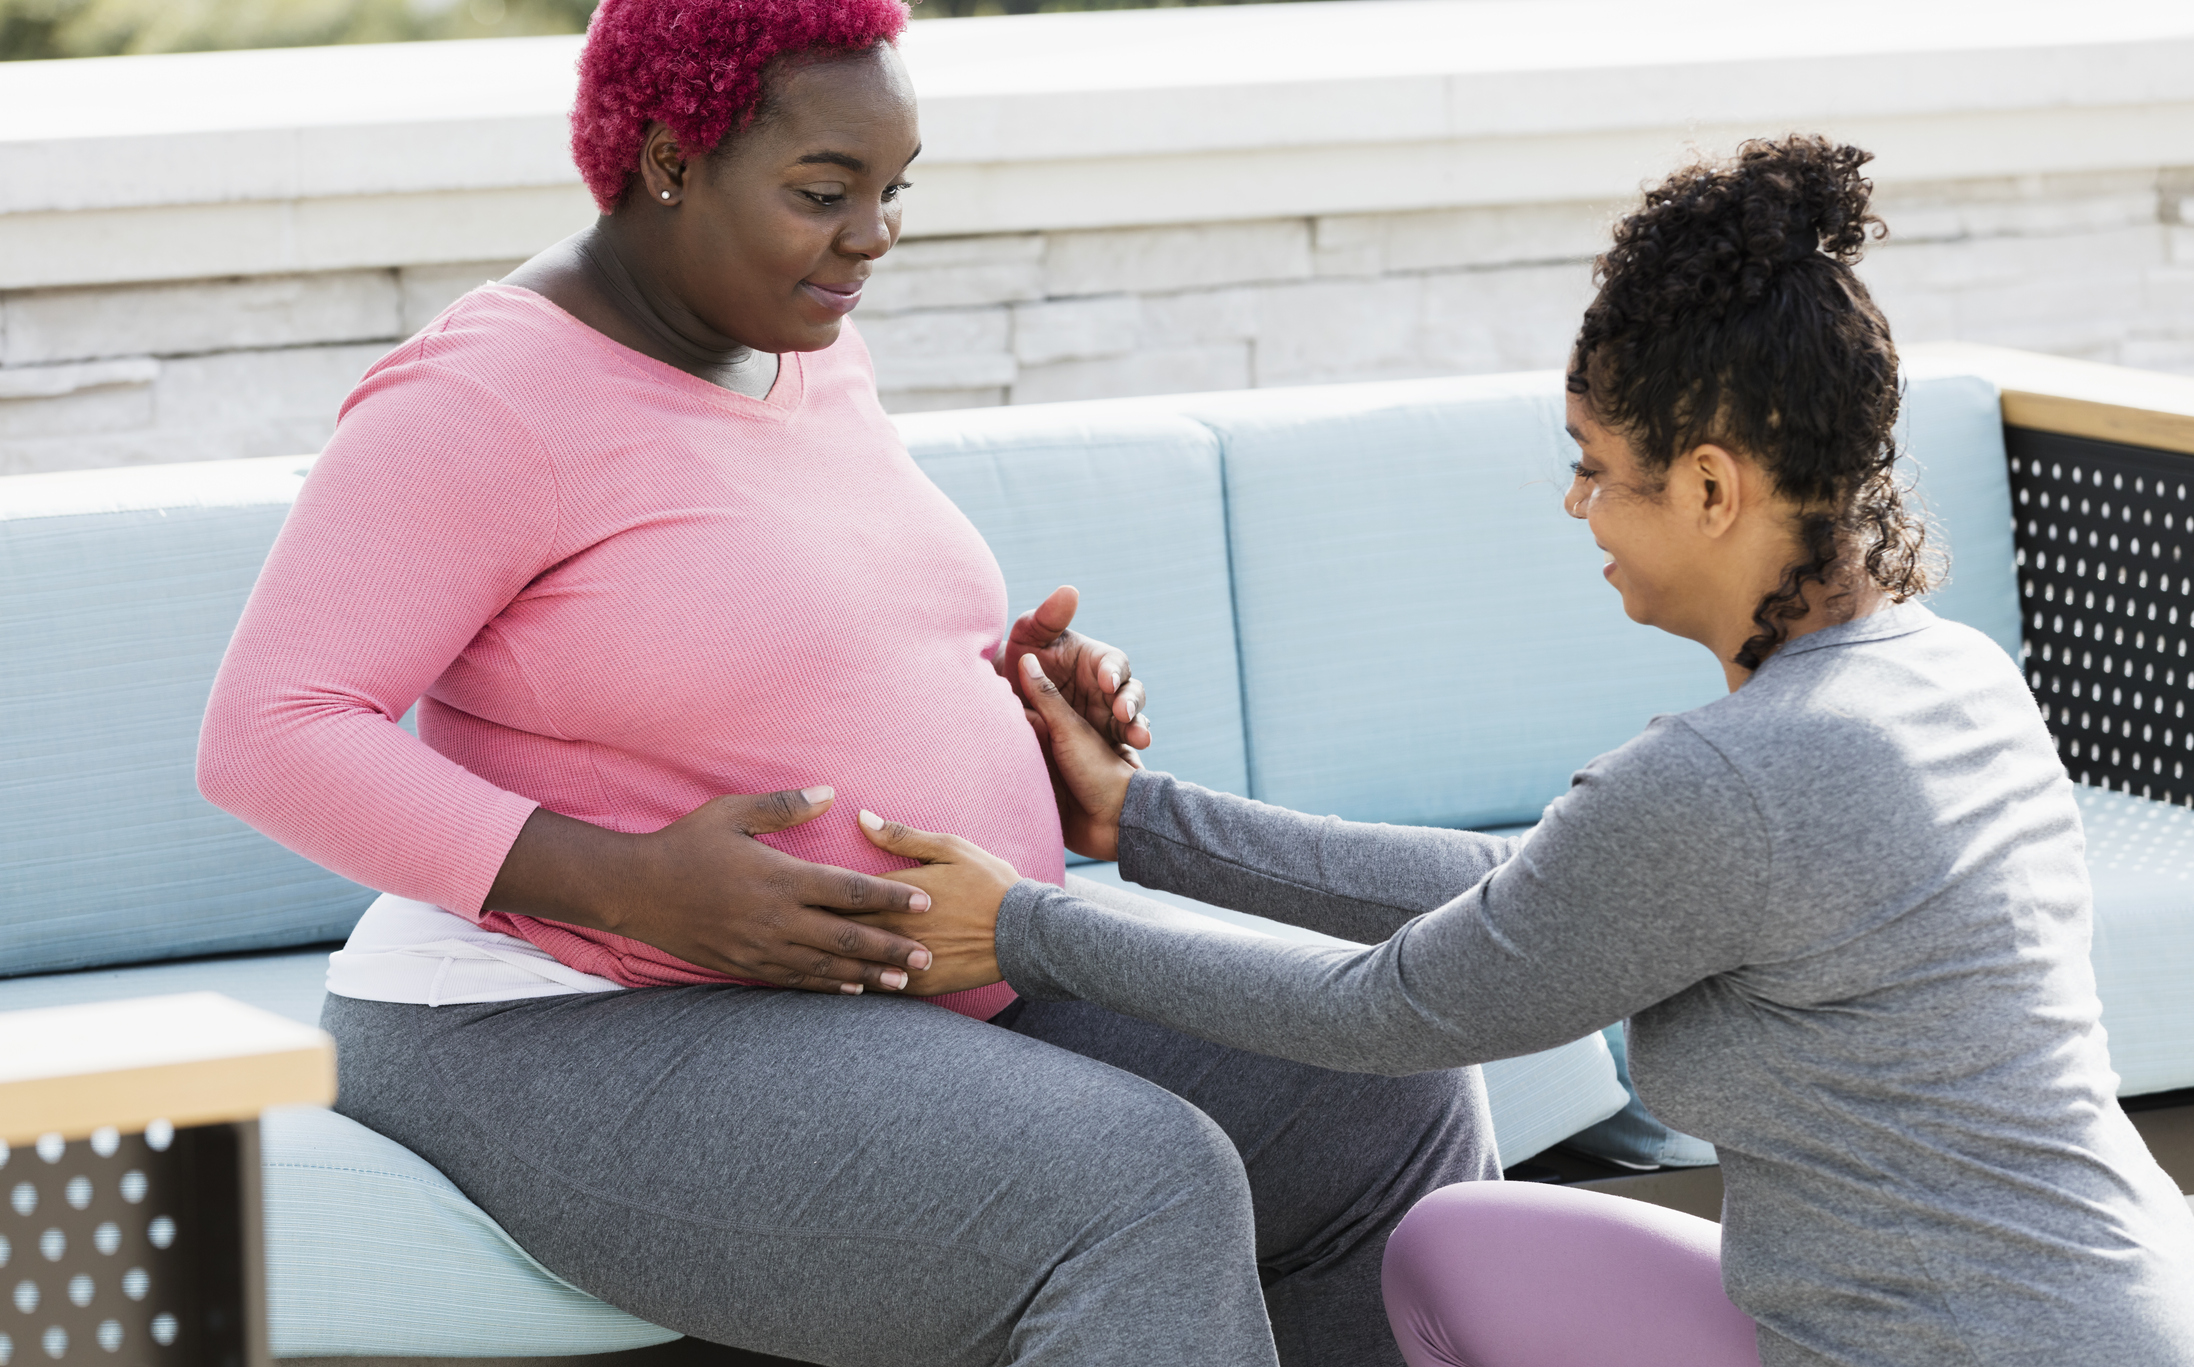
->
<box><xmin>3</xmin><ymin>343</ymin><xmax>2190</xmax><ymax>1360</ymax></box>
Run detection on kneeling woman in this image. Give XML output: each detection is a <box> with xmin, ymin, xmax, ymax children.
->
<box><xmin>857</xmin><ymin>138</ymin><xmax>2194</xmax><ymax>1366</ymax></box>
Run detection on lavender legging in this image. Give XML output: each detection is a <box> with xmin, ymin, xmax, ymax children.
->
<box><xmin>1382</xmin><ymin>1182</ymin><xmax>1763</xmax><ymax>1367</ymax></box>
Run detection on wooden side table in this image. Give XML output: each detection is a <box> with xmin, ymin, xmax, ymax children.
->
<box><xmin>0</xmin><ymin>994</ymin><xmax>335</xmax><ymax>1367</ymax></box>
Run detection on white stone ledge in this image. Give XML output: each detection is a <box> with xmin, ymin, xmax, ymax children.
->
<box><xmin>0</xmin><ymin>36</ymin><xmax>578</xmax><ymax>213</ymax></box>
<box><xmin>1</xmin><ymin>0</ymin><xmax>2190</xmax><ymax>289</ymax></box>
<box><xmin>0</xmin><ymin>186</ymin><xmax>594</xmax><ymax>291</ymax></box>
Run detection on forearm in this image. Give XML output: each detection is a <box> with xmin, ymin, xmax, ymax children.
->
<box><xmin>198</xmin><ymin>686</ymin><xmax>539</xmax><ymax>917</ymax></box>
<box><xmin>483</xmin><ymin>807</ymin><xmax>645</xmax><ymax>931</ymax></box>
<box><xmin>1115</xmin><ymin>771</ymin><xmax>1515</xmax><ymax>943</ymax></box>
<box><xmin>198</xmin><ymin>373</ymin><xmax>565</xmax><ymax>915</ymax></box>
<box><xmin>994</xmin><ymin>879</ymin><xmax>1598</xmax><ymax>1075</ymax></box>
<box><xmin>1003</xmin><ymin>720</ymin><xmax>1770</xmax><ymax>1076</ymax></box>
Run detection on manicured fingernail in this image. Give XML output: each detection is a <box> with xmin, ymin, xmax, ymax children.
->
<box><xmin>802</xmin><ymin>785</ymin><xmax>834</xmax><ymax>804</ymax></box>
<box><xmin>840</xmin><ymin>983</ymin><xmax>863</xmax><ymax>995</ymax></box>
<box><xmin>882</xmin><ymin>969</ymin><xmax>908</xmax><ymax>990</ymax></box>
<box><xmin>909</xmin><ymin>948</ymin><xmax>933</xmax><ymax>970</ymax></box>
<box><xmin>908</xmin><ymin>891</ymin><xmax>931</xmax><ymax>911</ymax></box>
<box><xmin>859</xmin><ymin>809</ymin><xmax>883</xmax><ymax>831</ymax></box>
<box><xmin>1022</xmin><ymin>653</ymin><xmax>1043</xmax><ymax>675</ymax></box>
<box><xmin>1105</xmin><ymin>667</ymin><xmax>1120</xmax><ymax>690</ymax></box>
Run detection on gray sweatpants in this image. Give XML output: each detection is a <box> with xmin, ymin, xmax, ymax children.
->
<box><xmin>321</xmin><ymin>891</ymin><xmax>1495</xmax><ymax>1367</ymax></box>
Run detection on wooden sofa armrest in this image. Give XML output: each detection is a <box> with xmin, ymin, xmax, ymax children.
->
<box><xmin>0</xmin><ymin>991</ymin><xmax>332</xmax><ymax>1144</ymax></box>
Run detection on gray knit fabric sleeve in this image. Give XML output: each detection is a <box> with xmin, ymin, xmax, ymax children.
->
<box><xmin>1114</xmin><ymin>770</ymin><xmax>1518</xmax><ymax>943</ymax></box>
<box><xmin>996</xmin><ymin>719</ymin><xmax>1767</xmax><ymax>1074</ymax></box>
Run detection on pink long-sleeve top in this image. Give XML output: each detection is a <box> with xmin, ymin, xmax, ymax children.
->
<box><xmin>199</xmin><ymin>284</ymin><xmax>1061</xmax><ymax>1020</ymax></box>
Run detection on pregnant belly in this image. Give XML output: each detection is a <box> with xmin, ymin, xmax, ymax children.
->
<box><xmin>475</xmin><ymin>677</ymin><xmax>1065</xmax><ymax>1019</ymax></box>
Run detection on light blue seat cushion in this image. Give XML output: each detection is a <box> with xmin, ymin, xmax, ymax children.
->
<box><xmin>2076</xmin><ymin>785</ymin><xmax>2194</xmax><ymax>1096</ymax></box>
<box><xmin>0</xmin><ymin>953</ymin><xmax>676</xmax><ymax>1358</ymax></box>
<box><xmin>0</xmin><ymin>458</ymin><xmax>375</xmax><ymax>977</ymax></box>
<box><xmin>260</xmin><ymin>1106</ymin><xmax>679</xmax><ymax>1359</ymax></box>
<box><xmin>897</xmin><ymin>407</ymin><xmax>1250</xmax><ymax>864</ymax></box>
<box><xmin>1067</xmin><ymin>863</ymin><xmax>1626</xmax><ymax>1167</ymax></box>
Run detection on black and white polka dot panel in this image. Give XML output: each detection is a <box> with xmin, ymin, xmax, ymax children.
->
<box><xmin>2009</xmin><ymin>428</ymin><xmax>2194</xmax><ymax>806</ymax></box>
<box><xmin>0</xmin><ymin>1122</ymin><xmax>251</xmax><ymax>1367</ymax></box>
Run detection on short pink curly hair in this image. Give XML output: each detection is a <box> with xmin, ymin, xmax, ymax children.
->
<box><xmin>571</xmin><ymin>0</ymin><xmax>911</xmax><ymax>213</ymax></box>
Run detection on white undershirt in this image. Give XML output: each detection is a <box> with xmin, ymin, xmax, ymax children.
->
<box><xmin>326</xmin><ymin>893</ymin><xmax>624</xmax><ymax>1006</ymax></box>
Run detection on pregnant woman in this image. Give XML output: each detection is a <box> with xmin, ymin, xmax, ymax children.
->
<box><xmin>197</xmin><ymin>2</ymin><xmax>1495</xmax><ymax>1364</ymax></box>
<box><xmin>852</xmin><ymin>138</ymin><xmax>2194</xmax><ymax>1366</ymax></box>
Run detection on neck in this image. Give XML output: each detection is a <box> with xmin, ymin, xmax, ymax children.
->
<box><xmin>577</xmin><ymin>219</ymin><xmax>761</xmax><ymax>376</ymax></box>
<box><xmin>1711</xmin><ymin>574</ymin><xmax>1888</xmax><ymax>691</ymax></box>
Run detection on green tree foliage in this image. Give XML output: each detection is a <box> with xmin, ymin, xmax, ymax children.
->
<box><xmin>912</xmin><ymin>0</ymin><xmax>1324</xmax><ymax>14</ymax></box>
<box><xmin>0</xmin><ymin>0</ymin><xmax>1338</xmax><ymax>61</ymax></box>
<box><xmin>0</xmin><ymin>0</ymin><xmax>597</xmax><ymax>61</ymax></box>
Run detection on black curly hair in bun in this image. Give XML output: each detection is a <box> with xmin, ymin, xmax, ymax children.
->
<box><xmin>1568</xmin><ymin>134</ymin><xmax>1933</xmax><ymax>672</ymax></box>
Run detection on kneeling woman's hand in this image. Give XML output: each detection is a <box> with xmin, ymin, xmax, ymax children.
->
<box><xmin>1018</xmin><ymin>651</ymin><xmax>1139</xmax><ymax>861</ymax></box>
<box><xmin>854</xmin><ymin>812</ymin><xmax>1018</xmax><ymax>996</ymax></box>
<box><xmin>856</xmin><ymin>654</ymin><xmax>1144</xmax><ymax>994</ymax></box>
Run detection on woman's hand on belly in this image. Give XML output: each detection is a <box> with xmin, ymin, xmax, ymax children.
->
<box><xmin>997</xmin><ymin>586</ymin><xmax>1152</xmax><ymax>754</ymax></box>
<box><xmin>486</xmin><ymin>789</ymin><xmax>939</xmax><ymax>994</ymax></box>
<box><xmin>1018</xmin><ymin>653</ymin><xmax>1138</xmax><ymax>862</ymax></box>
<box><xmin>850</xmin><ymin>810</ymin><xmax>1015</xmax><ymax>997</ymax></box>
<box><xmin>850</xmin><ymin>659</ymin><xmax>1133</xmax><ymax>995</ymax></box>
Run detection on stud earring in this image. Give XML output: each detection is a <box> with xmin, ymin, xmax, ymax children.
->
<box><xmin>660</xmin><ymin>190</ymin><xmax>672</xmax><ymax>201</ymax></box>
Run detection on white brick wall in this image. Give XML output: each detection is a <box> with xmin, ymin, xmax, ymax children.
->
<box><xmin>0</xmin><ymin>261</ymin><xmax>515</xmax><ymax>475</ymax></box>
<box><xmin>849</xmin><ymin>164</ymin><xmax>2194</xmax><ymax>413</ymax></box>
<box><xmin>1040</xmin><ymin>221</ymin><xmax>1313</xmax><ymax>297</ymax></box>
<box><xmin>3</xmin><ymin>166</ymin><xmax>2190</xmax><ymax>473</ymax></box>
<box><xmin>2</xmin><ymin>271</ymin><xmax>400</xmax><ymax>366</ymax></box>
<box><xmin>4</xmin><ymin>6</ymin><xmax>2191</xmax><ymax>473</ymax></box>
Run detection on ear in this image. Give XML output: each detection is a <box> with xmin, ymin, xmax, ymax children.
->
<box><xmin>1685</xmin><ymin>442</ymin><xmax>1749</xmax><ymax>539</ymax></box>
<box><xmin>636</xmin><ymin>122</ymin><xmax>691</xmax><ymax>205</ymax></box>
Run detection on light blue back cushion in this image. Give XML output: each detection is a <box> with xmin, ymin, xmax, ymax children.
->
<box><xmin>1177</xmin><ymin>373</ymin><xmax>1725</xmax><ymax>828</ymax></box>
<box><xmin>0</xmin><ymin>459</ymin><xmax>375</xmax><ymax>976</ymax></box>
<box><xmin>897</xmin><ymin>406</ymin><xmax>1250</xmax><ymax>831</ymax></box>
<box><xmin>1899</xmin><ymin>369</ymin><xmax>2020</xmax><ymax>658</ymax></box>
<box><xmin>1171</xmin><ymin>369</ymin><xmax>2017</xmax><ymax>829</ymax></box>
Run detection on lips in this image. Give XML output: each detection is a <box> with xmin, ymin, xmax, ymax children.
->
<box><xmin>800</xmin><ymin>279</ymin><xmax>863</xmax><ymax>316</ymax></box>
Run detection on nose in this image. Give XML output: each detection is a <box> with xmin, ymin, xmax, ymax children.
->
<box><xmin>839</xmin><ymin>195</ymin><xmax>897</xmax><ymax>261</ymax></box>
<box><xmin>1563</xmin><ymin>476</ymin><xmax>1592</xmax><ymax>520</ymax></box>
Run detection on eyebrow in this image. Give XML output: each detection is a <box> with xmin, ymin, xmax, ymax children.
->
<box><xmin>1564</xmin><ymin>424</ymin><xmax>1586</xmax><ymax>442</ymax></box>
<box><xmin>793</xmin><ymin>144</ymin><xmax>922</xmax><ymax>175</ymax></box>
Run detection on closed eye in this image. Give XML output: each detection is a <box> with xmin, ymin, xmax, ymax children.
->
<box><xmin>1569</xmin><ymin>460</ymin><xmax>1600</xmax><ymax>480</ymax></box>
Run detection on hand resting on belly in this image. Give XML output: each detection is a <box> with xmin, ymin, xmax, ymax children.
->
<box><xmin>850</xmin><ymin>651</ymin><xmax>1141</xmax><ymax>997</ymax></box>
<box><xmin>486</xmin><ymin>590</ymin><xmax>1147</xmax><ymax>998</ymax></box>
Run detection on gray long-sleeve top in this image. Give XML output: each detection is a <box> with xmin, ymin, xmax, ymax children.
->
<box><xmin>995</xmin><ymin>604</ymin><xmax>2194</xmax><ymax>1367</ymax></box>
